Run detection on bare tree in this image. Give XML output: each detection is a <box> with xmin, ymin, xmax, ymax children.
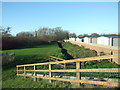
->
<box><xmin>36</xmin><ymin>27</ymin><xmax>69</xmax><ymax>41</ymax></box>
<box><xmin>69</xmin><ymin>33</ymin><xmax>76</xmax><ymax>38</ymax></box>
<box><xmin>1</xmin><ymin>26</ymin><xmax>12</xmax><ymax>37</ymax></box>
<box><xmin>16</xmin><ymin>32</ymin><xmax>34</xmax><ymax>38</ymax></box>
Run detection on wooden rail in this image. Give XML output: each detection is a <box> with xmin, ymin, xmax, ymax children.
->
<box><xmin>49</xmin><ymin>56</ymin><xmax>66</xmax><ymax>68</ymax></box>
<box><xmin>17</xmin><ymin>74</ymin><xmax>119</xmax><ymax>87</ymax></box>
<box><xmin>17</xmin><ymin>68</ymin><xmax>120</xmax><ymax>72</ymax></box>
<box><xmin>16</xmin><ymin>55</ymin><xmax>120</xmax><ymax>87</ymax></box>
<box><xmin>49</xmin><ymin>56</ymin><xmax>65</xmax><ymax>61</ymax></box>
<box><xmin>16</xmin><ymin>55</ymin><xmax>116</xmax><ymax>67</ymax></box>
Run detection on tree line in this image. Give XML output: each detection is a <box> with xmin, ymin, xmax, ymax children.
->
<box><xmin>1</xmin><ymin>27</ymin><xmax>69</xmax><ymax>50</ymax></box>
<box><xmin>1</xmin><ymin>26</ymin><xmax>119</xmax><ymax>39</ymax></box>
<box><xmin>1</xmin><ymin>26</ymin><xmax>119</xmax><ymax>50</ymax></box>
<box><xmin>69</xmin><ymin>33</ymin><xmax>119</xmax><ymax>38</ymax></box>
<box><xmin>16</xmin><ymin>27</ymin><xmax>69</xmax><ymax>41</ymax></box>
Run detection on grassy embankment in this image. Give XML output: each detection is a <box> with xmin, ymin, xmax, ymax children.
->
<box><xmin>61</xmin><ymin>42</ymin><xmax>120</xmax><ymax>79</ymax></box>
<box><xmin>2</xmin><ymin>42</ymin><xmax>70</xmax><ymax>88</ymax></box>
<box><xmin>2</xmin><ymin>42</ymin><xmax>120</xmax><ymax>88</ymax></box>
<box><xmin>62</xmin><ymin>42</ymin><xmax>120</xmax><ymax>68</ymax></box>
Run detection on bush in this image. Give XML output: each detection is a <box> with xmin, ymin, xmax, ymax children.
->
<box><xmin>2</xmin><ymin>37</ymin><xmax>49</xmax><ymax>50</ymax></box>
<box><xmin>2</xmin><ymin>52</ymin><xmax>15</xmax><ymax>65</ymax></box>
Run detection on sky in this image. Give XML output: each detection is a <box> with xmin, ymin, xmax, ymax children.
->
<box><xmin>2</xmin><ymin>2</ymin><xmax>118</xmax><ymax>36</ymax></box>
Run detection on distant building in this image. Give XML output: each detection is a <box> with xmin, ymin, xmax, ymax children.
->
<box><xmin>68</xmin><ymin>35</ymin><xmax>120</xmax><ymax>47</ymax></box>
<box><xmin>90</xmin><ymin>36</ymin><xmax>99</xmax><ymax>44</ymax></box>
<box><xmin>97</xmin><ymin>36</ymin><xmax>110</xmax><ymax>46</ymax></box>
<box><xmin>76</xmin><ymin>37</ymin><xmax>80</xmax><ymax>42</ymax></box>
<box><xmin>84</xmin><ymin>37</ymin><xmax>90</xmax><ymax>43</ymax></box>
<box><xmin>84</xmin><ymin>36</ymin><xmax>99</xmax><ymax>43</ymax></box>
<box><xmin>76</xmin><ymin>37</ymin><xmax>84</xmax><ymax>42</ymax></box>
<box><xmin>97</xmin><ymin>35</ymin><xmax>120</xmax><ymax>46</ymax></box>
<box><xmin>112</xmin><ymin>36</ymin><xmax>120</xmax><ymax>46</ymax></box>
<box><xmin>69</xmin><ymin>37</ymin><xmax>76</xmax><ymax>41</ymax></box>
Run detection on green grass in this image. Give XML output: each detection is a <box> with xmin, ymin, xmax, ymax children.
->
<box><xmin>50</xmin><ymin>61</ymin><xmax>120</xmax><ymax>78</ymax></box>
<box><xmin>62</xmin><ymin>42</ymin><xmax>97</xmax><ymax>58</ymax></box>
<box><xmin>2</xmin><ymin>42</ymin><xmax>120</xmax><ymax>88</ymax></box>
<box><xmin>84</xmin><ymin>61</ymin><xmax>120</xmax><ymax>69</ymax></box>
<box><xmin>2</xmin><ymin>68</ymin><xmax>71</xmax><ymax>88</ymax></box>
<box><xmin>3</xmin><ymin>42</ymin><xmax>63</xmax><ymax>58</ymax></box>
<box><xmin>2</xmin><ymin>42</ymin><xmax>64</xmax><ymax>69</ymax></box>
<box><xmin>2</xmin><ymin>42</ymin><xmax>69</xmax><ymax>88</ymax></box>
<box><xmin>61</xmin><ymin>42</ymin><xmax>120</xmax><ymax>79</ymax></box>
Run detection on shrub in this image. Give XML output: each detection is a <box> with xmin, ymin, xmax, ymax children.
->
<box><xmin>2</xmin><ymin>37</ymin><xmax>49</xmax><ymax>50</ymax></box>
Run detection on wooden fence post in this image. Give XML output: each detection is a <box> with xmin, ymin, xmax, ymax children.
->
<box><xmin>49</xmin><ymin>64</ymin><xmax>52</xmax><ymax>83</ymax></box>
<box><xmin>34</xmin><ymin>65</ymin><xmax>37</xmax><ymax>81</ymax></box>
<box><xmin>64</xmin><ymin>62</ymin><xmax>66</xmax><ymax>69</ymax></box>
<box><xmin>109</xmin><ymin>51</ymin><xmax>113</xmax><ymax>62</ymax></box>
<box><xmin>24</xmin><ymin>66</ymin><xmax>26</xmax><ymax>78</ymax></box>
<box><xmin>76</xmin><ymin>61</ymin><xmax>81</xmax><ymax>87</ymax></box>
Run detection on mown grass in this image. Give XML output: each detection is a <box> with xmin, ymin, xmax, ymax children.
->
<box><xmin>2</xmin><ymin>42</ymin><xmax>63</xmax><ymax>69</ymax></box>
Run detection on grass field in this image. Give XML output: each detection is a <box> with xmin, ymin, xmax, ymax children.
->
<box><xmin>3</xmin><ymin>43</ymin><xmax>63</xmax><ymax>69</ymax></box>
<box><xmin>2</xmin><ymin>42</ymin><xmax>69</xmax><ymax>88</ymax></box>
<box><xmin>2</xmin><ymin>42</ymin><xmax>120</xmax><ymax>88</ymax></box>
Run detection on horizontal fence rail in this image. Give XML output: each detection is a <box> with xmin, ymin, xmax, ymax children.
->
<box><xmin>17</xmin><ymin>74</ymin><xmax>119</xmax><ymax>87</ymax></box>
<box><xmin>49</xmin><ymin>56</ymin><xmax>65</xmax><ymax>61</ymax></box>
<box><xmin>16</xmin><ymin>55</ymin><xmax>117</xmax><ymax>67</ymax></box>
<box><xmin>17</xmin><ymin>68</ymin><xmax>120</xmax><ymax>73</ymax></box>
<box><xmin>16</xmin><ymin>55</ymin><xmax>120</xmax><ymax>87</ymax></box>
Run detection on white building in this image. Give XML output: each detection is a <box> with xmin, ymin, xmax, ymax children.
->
<box><xmin>69</xmin><ymin>35</ymin><xmax>120</xmax><ymax>47</ymax></box>
<box><xmin>76</xmin><ymin>37</ymin><xmax>84</xmax><ymax>42</ymax></box>
<box><xmin>90</xmin><ymin>36</ymin><xmax>99</xmax><ymax>44</ymax></box>
<box><xmin>97</xmin><ymin>35</ymin><xmax>120</xmax><ymax>46</ymax></box>
<box><xmin>69</xmin><ymin>37</ymin><xmax>76</xmax><ymax>41</ymax></box>
<box><xmin>76</xmin><ymin>37</ymin><xmax>80</xmax><ymax>42</ymax></box>
<box><xmin>97</xmin><ymin>36</ymin><xmax>110</xmax><ymax>46</ymax></box>
<box><xmin>84</xmin><ymin>37</ymin><xmax>91</xmax><ymax>43</ymax></box>
<box><xmin>113</xmin><ymin>37</ymin><xmax>120</xmax><ymax>46</ymax></box>
<box><xmin>84</xmin><ymin>36</ymin><xmax>99</xmax><ymax>44</ymax></box>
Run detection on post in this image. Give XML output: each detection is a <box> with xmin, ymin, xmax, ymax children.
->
<box><xmin>24</xmin><ymin>66</ymin><xmax>26</xmax><ymax>78</ymax></box>
<box><xmin>97</xmin><ymin>52</ymin><xmax>101</xmax><ymax>62</ymax></box>
<box><xmin>64</xmin><ymin>62</ymin><xmax>66</xmax><ymax>69</ymax></box>
<box><xmin>34</xmin><ymin>65</ymin><xmax>37</xmax><ymax>81</ymax></box>
<box><xmin>76</xmin><ymin>61</ymin><xmax>81</xmax><ymax>87</ymax></box>
<box><xmin>109</xmin><ymin>51</ymin><xmax>113</xmax><ymax>62</ymax></box>
<box><xmin>49</xmin><ymin>64</ymin><xmax>52</xmax><ymax>83</ymax></box>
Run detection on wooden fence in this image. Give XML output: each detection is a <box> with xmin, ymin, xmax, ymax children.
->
<box><xmin>49</xmin><ymin>56</ymin><xmax>74</xmax><ymax>68</ymax></box>
<box><xmin>16</xmin><ymin>55</ymin><xmax>120</xmax><ymax>87</ymax></box>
